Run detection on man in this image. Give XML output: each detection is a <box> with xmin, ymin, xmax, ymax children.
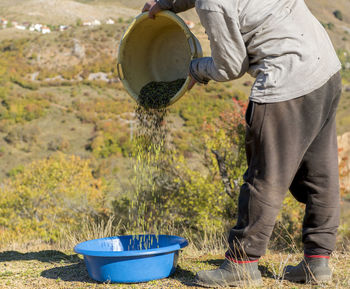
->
<box><xmin>142</xmin><ymin>0</ymin><xmax>342</xmax><ymax>286</ymax></box>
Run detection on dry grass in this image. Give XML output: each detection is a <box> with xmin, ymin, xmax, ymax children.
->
<box><xmin>0</xmin><ymin>242</ymin><xmax>349</xmax><ymax>289</ymax></box>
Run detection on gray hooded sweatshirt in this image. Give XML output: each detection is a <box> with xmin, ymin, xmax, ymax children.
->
<box><xmin>157</xmin><ymin>0</ymin><xmax>341</xmax><ymax>103</ymax></box>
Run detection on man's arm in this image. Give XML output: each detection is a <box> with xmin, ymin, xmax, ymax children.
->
<box><xmin>190</xmin><ymin>9</ymin><xmax>249</xmax><ymax>83</ymax></box>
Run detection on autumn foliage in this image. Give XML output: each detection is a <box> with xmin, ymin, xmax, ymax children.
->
<box><xmin>0</xmin><ymin>153</ymin><xmax>107</xmax><ymax>244</ymax></box>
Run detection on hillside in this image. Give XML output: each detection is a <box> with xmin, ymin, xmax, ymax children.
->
<box><xmin>0</xmin><ymin>1</ymin><xmax>349</xmax><ymax>288</ymax></box>
<box><xmin>0</xmin><ymin>0</ymin><xmax>137</xmax><ymax>24</ymax></box>
<box><xmin>306</xmin><ymin>0</ymin><xmax>350</xmax><ymax>55</ymax></box>
<box><xmin>0</xmin><ymin>0</ymin><xmax>348</xmax><ymax>175</ymax></box>
<box><xmin>1</xmin><ymin>0</ymin><xmax>349</xmax><ymax>47</ymax></box>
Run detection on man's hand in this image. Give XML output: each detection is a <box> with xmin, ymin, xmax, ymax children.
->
<box><xmin>142</xmin><ymin>0</ymin><xmax>162</xmax><ymax>19</ymax></box>
<box><xmin>187</xmin><ymin>75</ymin><xmax>197</xmax><ymax>91</ymax></box>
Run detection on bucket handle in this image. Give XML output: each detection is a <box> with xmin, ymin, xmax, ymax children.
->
<box><xmin>117</xmin><ymin>63</ymin><xmax>124</xmax><ymax>80</ymax></box>
<box><xmin>188</xmin><ymin>37</ymin><xmax>196</xmax><ymax>58</ymax></box>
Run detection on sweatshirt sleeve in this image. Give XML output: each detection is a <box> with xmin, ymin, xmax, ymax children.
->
<box><xmin>157</xmin><ymin>0</ymin><xmax>195</xmax><ymax>13</ymax></box>
<box><xmin>190</xmin><ymin>8</ymin><xmax>249</xmax><ymax>83</ymax></box>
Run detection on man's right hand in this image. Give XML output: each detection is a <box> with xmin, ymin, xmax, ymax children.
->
<box><xmin>142</xmin><ymin>0</ymin><xmax>162</xmax><ymax>19</ymax></box>
<box><xmin>187</xmin><ymin>75</ymin><xmax>197</xmax><ymax>91</ymax></box>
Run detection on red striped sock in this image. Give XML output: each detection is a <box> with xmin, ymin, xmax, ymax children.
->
<box><xmin>304</xmin><ymin>254</ymin><xmax>330</xmax><ymax>259</ymax></box>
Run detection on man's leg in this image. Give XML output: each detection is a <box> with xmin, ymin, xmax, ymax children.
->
<box><xmin>290</xmin><ymin>96</ymin><xmax>340</xmax><ymax>256</ymax></box>
<box><xmin>284</xmin><ymin>74</ymin><xmax>341</xmax><ymax>283</ymax></box>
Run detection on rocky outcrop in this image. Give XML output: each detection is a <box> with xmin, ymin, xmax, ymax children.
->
<box><xmin>73</xmin><ymin>39</ymin><xmax>85</xmax><ymax>59</ymax></box>
<box><xmin>338</xmin><ymin>132</ymin><xmax>350</xmax><ymax>196</ymax></box>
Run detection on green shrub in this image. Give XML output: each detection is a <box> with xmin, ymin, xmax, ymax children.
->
<box><xmin>337</xmin><ymin>49</ymin><xmax>350</xmax><ymax>82</ymax></box>
<box><xmin>327</xmin><ymin>22</ymin><xmax>335</xmax><ymax>30</ymax></box>
<box><xmin>47</xmin><ymin>136</ymin><xmax>70</xmax><ymax>152</ymax></box>
<box><xmin>322</xmin><ymin>22</ymin><xmax>335</xmax><ymax>30</ymax></box>
<box><xmin>0</xmin><ymin>92</ymin><xmax>49</xmax><ymax>123</ymax></box>
<box><xmin>333</xmin><ymin>10</ymin><xmax>343</xmax><ymax>21</ymax></box>
<box><xmin>6</xmin><ymin>165</ymin><xmax>24</xmax><ymax>178</ymax></box>
<box><xmin>4</xmin><ymin>126</ymin><xmax>40</xmax><ymax>145</ymax></box>
<box><xmin>76</xmin><ymin>18</ymin><xmax>83</xmax><ymax>27</ymax></box>
<box><xmin>10</xmin><ymin>76</ymin><xmax>39</xmax><ymax>90</ymax></box>
<box><xmin>0</xmin><ymin>153</ymin><xmax>107</xmax><ymax>243</ymax></box>
<box><xmin>89</xmin><ymin>131</ymin><xmax>123</xmax><ymax>158</ymax></box>
<box><xmin>37</xmin><ymin>68</ymin><xmax>58</xmax><ymax>81</ymax></box>
<box><xmin>88</xmin><ymin>121</ymin><xmax>132</xmax><ymax>158</ymax></box>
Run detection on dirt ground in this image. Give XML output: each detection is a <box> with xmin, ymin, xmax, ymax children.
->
<box><xmin>0</xmin><ymin>249</ymin><xmax>349</xmax><ymax>289</ymax></box>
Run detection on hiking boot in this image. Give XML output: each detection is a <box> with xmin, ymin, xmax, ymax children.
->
<box><xmin>283</xmin><ymin>256</ymin><xmax>331</xmax><ymax>283</ymax></box>
<box><xmin>195</xmin><ymin>259</ymin><xmax>263</xmax><ymax>288</ymax></box>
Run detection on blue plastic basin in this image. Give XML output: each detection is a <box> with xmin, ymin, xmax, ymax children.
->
<box><xmin>74</xmin><ymin>234</ymin><xmax>188</xmax><ymax>283</ymax></box>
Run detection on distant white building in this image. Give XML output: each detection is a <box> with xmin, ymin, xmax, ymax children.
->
<box><xmin>1</xmin><ymin>19</ymin><xmax>8</xmax><ymax>28</ymax></box>
<box><xmin>12</xmin><ymin>21</ymin><xmax>18</xmax><ymax>27</ymax></box>
<box><xmin>15</xmin><ymin>24</ymin><xmax>26</xmax><ymax>30</ymax></box>
<box><xmin>83</xmin><ymin>21</ymin><xmax>92</xmax><ymax>26</ymax></box>
<box><xmin>41</xmin><ymin>26</ymin><xmax>51</xmax><ymax>34</ymax></box>
<box><xmin>185</xmin><ymin>20</ymin><xmax>195</xmax><ymax>29</ymax></box>
<box><xmin>34</xmin><ymin>23</ymin><xmax>42</xmax><ymax>32</ymax></box>
<box><xmin>92</xmin><ymin>19</ymin><xmax>101</xmax><ymax>26</ymax></box>
<box><xmin>106</xmin><ymin>19</ymin><xmax>115</xmax><ymax>25</ymax></box>
<box><xmin>59</xmin><ymin>25</ymin><xmax>69</xmax><ymax>31</ymax></box>
<box><xmin>29</xmin><ymin>24</ymin><xmax>35</xmax><ymax>32</ymax></box>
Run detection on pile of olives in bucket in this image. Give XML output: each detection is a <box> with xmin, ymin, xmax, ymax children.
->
<box><xmin>138</xmin><ymin>79</ymin><xmax>185</xmax><ymax>109</ymax></box>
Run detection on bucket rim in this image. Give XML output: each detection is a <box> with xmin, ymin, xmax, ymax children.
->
<box><xmin>74</xmin><ymin>234</ymin><xmax>189</xmax><ymax>257</ymax></box>
<box><xmin>120</xmin><ymin>11</ymin><xmax>193</xmax><ymax>42</ymax></box>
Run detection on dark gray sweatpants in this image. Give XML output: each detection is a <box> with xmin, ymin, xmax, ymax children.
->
<box><xmin>228</xmin><ymin>72</ymin><xmax>342</xmax><ymax>259</ymax></box>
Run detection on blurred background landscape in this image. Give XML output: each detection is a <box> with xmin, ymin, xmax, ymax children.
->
<box><xmin>0</xmin><ymin>0</ymin><xmax>349</xmax><ymax>287</ymax></box>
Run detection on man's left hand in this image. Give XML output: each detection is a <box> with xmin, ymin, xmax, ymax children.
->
<box><xmin>142</xmin><ymin>0</ymin><xmax>162</xmax><ymax>19</ymax></box>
